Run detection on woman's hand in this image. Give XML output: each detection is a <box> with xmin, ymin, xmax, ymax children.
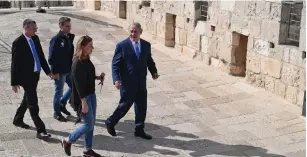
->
<box><xmin>81</xmin><ymin>98</ymin><xmax>88</xmax><ymax>113</ymax></box>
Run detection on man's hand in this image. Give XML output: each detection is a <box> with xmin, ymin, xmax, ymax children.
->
<box><xmin>114</xmin><ymin>81</ymin><xmax>120</xmax><ymax>90</ymax></box>
<box><xmin>12</xmin><ymin>85</ymin><xmax>20</xmax><ymax>93</ymax></box>
<box><xmin>152</xmin><ymin>73</ymin><xmax>160</xmax><ymax>80</ymax></box>
<box><xmin>53</xmin><ymin>73</ymin><xmax>60</xmax><ymax>80</ymax></box>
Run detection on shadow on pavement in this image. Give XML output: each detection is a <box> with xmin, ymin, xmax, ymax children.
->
<box><xmin>39</xmin><ymin>118</ymin><xmax>286</xmax><ymax>157</ymax></box>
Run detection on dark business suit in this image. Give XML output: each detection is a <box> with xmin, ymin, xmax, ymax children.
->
<box><xmin>106</xmin><ymin>37</ymin><xmax>157</xmax><ymax>130</ymax></box>
<box><xmin>11</xmin><ymin>34</ymin><xmax>51</xmax><ymax>133</ymax></box>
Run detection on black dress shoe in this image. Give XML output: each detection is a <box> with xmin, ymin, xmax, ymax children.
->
<box><xmin>53</xmin><ymin>113</ymin><xmax>67</xmax><ymax>122</ymax></box>
<box><xmin>134</xmin><ymin>130</ymin><xmax>152</xmax><ymax>140</ymax></box>
<box><xmin>36</xmin><ymin>132</ymin><xmax>51</xmax><ymax>139</ymax></box>
<box><xmin>61</xmin><ymin>106</ymin><xmax>71</xmax><ymax>116</ymax></box>
<box><xmin>105</xmin><ymin>123</ymin><xmax>116</xmax><ymax>137</ymax></box>
<box><xmin>61</xmin><ymin>139</ymin><xmax>71</xmax><ymax>156</ymax></box>
<box><xmin>13</xmin><ymin>121</ymin><xmax>30</xmax><ymax>129</ymax></box>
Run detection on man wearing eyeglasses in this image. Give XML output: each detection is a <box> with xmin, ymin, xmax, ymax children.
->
<box><xmin>48</xmin><ymin>17</ymin><xmax>75</xmax><ymax>122</ymax></box>
<box><xmin>105</xmin><ymin>22</ymin><xmax>159</xmax><ymax>140</ymax></box>
<box><xmin>11</xmin><ymin>19</ymin><xmax>53</xmax><ymax>139</ymax></box>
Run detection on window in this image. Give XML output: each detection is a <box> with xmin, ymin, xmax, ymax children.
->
<box><xmin>141</xmin><ymin>1</ymin><xmax>150</xmax><ymax>7</ymax></box>
<box><xmin>279</xmin><ymin>1</ymin><xmax>303</xmax><ymax>47</ymax></box>
<box><xmin>195</xmin><ymin>1</ymin><xmax>209</xmax><ymax>22</ymax></box>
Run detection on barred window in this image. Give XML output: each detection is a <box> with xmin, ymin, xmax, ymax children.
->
<box><xmin>279</xmin><ymin>1</ymin><xmax>303</xmax><ymax>47</ymax></box>
<box><xmin>195</xmin><ymin>1</ymin><xmax>209</xmax><ymax>22</ymax></box>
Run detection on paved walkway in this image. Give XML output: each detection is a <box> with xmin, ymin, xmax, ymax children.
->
<box><xmin>0</xmin><ymin>8</ymin><xmax>305</xmax><ymax>157</ymax></box>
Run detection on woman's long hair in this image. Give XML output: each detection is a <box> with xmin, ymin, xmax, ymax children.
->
<box><xmin>74</xmin><ymin>35</ymin><xmax>93</xmax><ymax>60</ymax></box>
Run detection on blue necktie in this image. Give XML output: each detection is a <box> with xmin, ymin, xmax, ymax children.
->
<box><xmin>29</xmin><ymin>39</ymin><xmax>41</xmax><ymax>72</ymax></box>
<box><xmin>134</xmin><ymin>42</ymin><xmax>140</xmax><ymax>59</ymax></box>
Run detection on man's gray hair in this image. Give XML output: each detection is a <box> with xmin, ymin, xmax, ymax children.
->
<box><xmin>130</xmin><ymin>22</ymin><xmax>142</xmax><ymax>30</ymax></box>
<box><xmin>23</xmin><ymin>19</ymin><xmax>36</xmax><ymax>28</ymax></box>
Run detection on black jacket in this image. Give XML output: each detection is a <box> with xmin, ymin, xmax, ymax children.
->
<box><xmin>48</xmin><ymin>31</ymin><xmax>75</xmax><ymax>74</ymax></box>
<box><xmin>11</xmin><ymin>34</ymin><xmax>51</xmax><ymax>86</ymax></box>
<box><xmin>70</xmin><ymin>57</ymin><xmax>96</xmax><ymax>112</ymax></box>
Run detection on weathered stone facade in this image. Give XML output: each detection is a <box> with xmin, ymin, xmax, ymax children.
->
<box><xmin>77</xmin><ymin>1</ymin><xmax>306</xmax><ymax>107</ymax></box>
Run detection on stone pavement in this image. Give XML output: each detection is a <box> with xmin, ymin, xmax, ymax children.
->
<box><xmin>0</xmin><ymin>8</ymin><xmax>305</xmax><ymax>157</ymax></box>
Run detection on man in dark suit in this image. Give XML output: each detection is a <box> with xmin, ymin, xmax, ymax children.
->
<box><xmin>11</xmin><ymin>19</ymin><xmax>53</xmax><ymax>139</ymax></box>
<box><xmin>105</xmin><ymin>22</ymin><xmax>159</xmax><ymax>140</ymax></box>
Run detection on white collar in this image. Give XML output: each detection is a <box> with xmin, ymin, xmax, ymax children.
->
<box><xmin>23</xmin><ymin>33</ymin><xmax>32</xmax><ymax>41</ymax></box>
<box><xmin>130</xmin><ymin>38</ymin><xmax>140</xmax><ymax>44</ymax></box>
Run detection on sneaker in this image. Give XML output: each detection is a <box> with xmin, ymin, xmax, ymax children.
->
<box><xmin>61</xmin><ymin>139</ymin><xmax>72</xmax><ymax>156</ymax></box>
<box><xmin>83</xmin><ymin>149</ymin><xmax>102</xmax><ymax>157</ymax></box>
<box><xmin>61</xmin><ymin>105</ymin><xmax>71</xmax><ymax>116</ymax></box>
<box><xmin>53</xmin><ymin>113</ymin><xmax>67</xmax><ymax>122</ymax></box>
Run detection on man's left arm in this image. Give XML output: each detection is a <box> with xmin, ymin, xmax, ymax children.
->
<box><xmin>35</xmin><ymin>36</ymin><xmax>51</xmax><ymax>75</ymax></box>
<box><xmin>147</xmin><ymin>43</ymin><xmax>158</xmax><ymax>78</ymax></box>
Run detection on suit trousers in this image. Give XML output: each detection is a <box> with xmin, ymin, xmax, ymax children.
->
<box><xmin>13</xmin><ymin>72</ymin><xmax>46</xmax><ymax>133</ymax></box>
<box><xmin>106</xmin><ymin>88</ymin><xmax>147</xmax><ymax>131</ymax></box>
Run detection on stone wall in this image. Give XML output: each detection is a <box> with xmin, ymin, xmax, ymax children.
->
<box><xmin>77</xmin><ymin>0</ymin><xmax>306</xmax><ymax>107</ymax></box>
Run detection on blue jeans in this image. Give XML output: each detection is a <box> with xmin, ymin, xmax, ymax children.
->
<box><xmin>53</xmin><ymin>73</ymin><xmax>72</xmax><ymax>114</ymax></box>
<box><xmin>68</xmin><ymin>94</ymin><xmax>96</xmax><ymax>149</ymax></box>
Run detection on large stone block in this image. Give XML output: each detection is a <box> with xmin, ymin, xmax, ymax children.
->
<box><xmin>164</xmin><ymin>1</ymin><xmax>183</xmax><ymax>16</ymax></box>
<box><xmin>175</xmin><ymin>27</ymin><xmax>180</xmax><ymax>43</ymax></box>
<box><xmin>246</xmin><ymin>71</ymin><xmax>265</xmax><ymax>88</ymax></box>
<box><xmin>183</xmin><ymin>2</ymin><xmax>194</xmax><ymax>18</ymax></box>
<box><xmin>185</xmin><ymin>18</ymin><xmax>195</xmax><ymax>32</ymax></box>
<box><xmin>286</xmin><ymin>86</ymin><xmax>298</xmax><ymax>104</ymax></box>
<box><xmin>299</xmin><ymin>68</ymin><xmax>306</xmax><ymax>92</ymax></box>
<box><xmin>176</xmin><ymin>16</ymin><xmax>185</xmax><ymax>29</ymax></box>
<box><xmin>182</xmin><ymin>46</ymin><xmax>197</xmax><ymax>59</ymax></box>
<box><xmin>201</xmin><ymin>36</ymin><xmax>209</xmax><ymax>54</ymax></box>
<box><xmin>179</xmin><ymin>29</ymin><xmax>187</xmax><ymax>45</ymax></box>
<box><xmin>264</xmin><ymin>75</ymin><xmax>275</xmax><ymax>93</ymax></box>
<box><xmin>275</xmin><ymin>80</ymin><xmax>286</xmax><ymax>98</ymax></box>
<box><xmin>283</xmin><ymin>47</ymin><xmax>290</xmax><ymax>63</ymax></box>
<box><xmin>156</xmin><ymin>22</ymin><xmax>165</xmax><ymax>39</ymax></box>
<box><xmin>253</xmin><ymin>39</ymin><xmax>269</xmax><ymax>56</ymax></box>
<box><xmin>268</xmin><ymin>45</ymin><xmax>283</xmax><ymax>61</ymax></box>
<box><xmin>260</xmin><ymin>57</ymin><xmax>282</xmax><ymax>78</ymax></box>
<box><xmin>281</xmin><ymin>63</ymin><xmax>300</xmax><ymax>87</ymax></box>
<box><xmin>246</xmin><ymin>56</ymin><xmax>261</xmax><ymax>73</ymax></box>
<box><xmin>247</xmin><ymin>36</ymin><xmax>254</xmax><ymax>52</ymax></box>
<box><xmin>289</xmin><ymin>47</ymin><xmax>305</xmax><ymax>68</ymax></box>
<box><xmin>269</xmin><ymin>2</ymin><xmax>282</xmax><ymax>21</ymax></box>
<box><xmin>208</xmin><ymin>38</ymin><xmax>218</xmax><ymax>58</ymax></box>
<box><xmin>194</xmin><ymin>21</ymin><xmax>207</xmax><ymax>35</ymax></box>
<box><xmin>260</xmin><ymin>20</ymin><xmax>270</xmax><ymax>40</ymax></box>
<box><xmin>187</xmin><ymin>32</ymin><xmax>201</xmax><ymax>51</ymax></box>
<box><xmin>267</xmin><ymin>21</ymin><xmax>280</xmax><ymax>43</ymax></box>
<box><xmin>218</xmin><ymin>43</ymin><xmax>232</xmax><ymax>63</ymax></box>
<box><xmin>299</xmin><ymin>28</ymin><xmax>306</xmax><ymax>52</ymax></box>
<box><xmin>249</xmin><ymin>20</ymin><xmax>261</xmax><ymax>38</ymax></box>
<box><xmin>220</xmin><ymin>1</ymin><xmax>235</xmax><ymax>11</ymax></box>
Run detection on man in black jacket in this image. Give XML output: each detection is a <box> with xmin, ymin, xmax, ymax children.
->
<box><xmin>11</xmin><ymin>19</ymin><xmax>53</xmax><ymax>139</ymax></box>
<box><xmin>48</xmin><ymin>17</ymin><xmax>75</xmax><ymax>122</ymax></box>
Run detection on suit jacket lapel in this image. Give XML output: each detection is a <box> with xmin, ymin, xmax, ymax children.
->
<box><xmin>20</xmin><ymin>34</ymin><xmax>33</xmax><ymax>55</ymax></box>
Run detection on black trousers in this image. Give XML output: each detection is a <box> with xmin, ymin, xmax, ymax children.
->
<box><xmin>13</xmin><ymin>73</ymin><xmax>46</xmax><ymax>133</ymax></box>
